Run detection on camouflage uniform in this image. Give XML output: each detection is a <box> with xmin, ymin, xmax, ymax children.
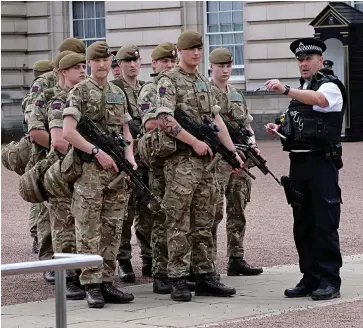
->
<box><xmin>27</xmin><ymin>84</ymin><xmax>62</xmax><ymax>261</ymax></box>
<box><xmin>46</xmin><ymin>86</ymin><xmax>78</xmax><ymax>277</ymax></box>
<box><xmin>155</xmin><ymin>66</ymin><xmax>219</xmax><ymax>278</ymax></box>
<box><xmin>116</xmin><ymin>76</ymin><xmax>152</xmax><ymax>264</ymax></box>
<box><xmin>139</xmin><ymin>77</ymin><xmax>168</xmax><ymax>278</ymax></box>
<box><xmin>24</xmin><ymin>72</ymin><xmax>57</xmax><ymax>243</ymax></box>
<box><xmin>63</xmin><ymin>77</ymin><xmax>132</xmax><ymax>285</ymax></box>
<box><xmin>210</xmin><ymin>82</ymin><xmax>253</xmax><ymax>260</ymax></box>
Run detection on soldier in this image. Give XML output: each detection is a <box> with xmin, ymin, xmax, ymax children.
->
<box><xmin>45</xmin><ymin>53</ymin><xmax>87</xmax><ymax>300</ymax></box>
<box><xmin>28</xmin><ymin>50</ymin><xmax>77</xmax><ymax>284</ymax></box>
<box><xmin>26</xmin><ymin>59</ymin><xmax>54</xmax><ymax>254</ymax></box>
<box><xmin>209</xmin><ymin>48</ymin><xmax>263</xmax><ymax>276</ymax></box>
<box><xmin>110</xmin><ymin>51</ymin><xmax>122</xmax><ymax>79</ymax></box>
<box><xmin>62</xmin><ymin>41</ymin><xmax>135</xmax><ymax>308</ymax></box>
<box><xmin>115</xmin><ymin>45</ymin><xmax>152</xmax><ymax>282</ymax></box>
<box><xmin>154</xmin><ymin>30</ymin><xmax>242</xmax><ymax>302</ymax></box>
<box><xmin>138</xmin><ymin>42</ymin><xmax>178</xmax><ymax>293</ymax></box>
<box><xmin>265</xmin><ymin>38</ymin><xmax>345</xmax><ymax>300</ymax></box>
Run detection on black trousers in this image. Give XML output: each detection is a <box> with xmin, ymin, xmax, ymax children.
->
<box><xmin>289</xmin><ymin>152</ymin><xmax>342</xmax><ymax>290</ymax></box>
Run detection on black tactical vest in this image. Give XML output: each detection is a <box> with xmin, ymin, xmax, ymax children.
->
<box><xmin>281</xmin><ymin>71</ymin><xmax>347</xmax><ymax>152</ymax></box>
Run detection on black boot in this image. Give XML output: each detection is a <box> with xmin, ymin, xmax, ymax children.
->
<box><xmin>284</xmin><ymin>285</ymin><xmax>314</xmax><ymax>298</ymax></box>
<box><xmin>153</xmin><ymin>277</ymin><xmax>172</xmax><ymax>294</ymax></box>
<box><xmin>85</xmin><ymin>284</ymin><xmax>105</xmax><ymax>308</ymax></box>
<box><xmin>227</xmin><ymin>258</ymin><xmax>263</xmax><ymax>276</ymax></box>
<box><xmin>195</xmin><ymin>274</ymin><xmax>236</xmax><ymax>297</ymax></box>
<box><xmin>32</xmin><ymin>236</ymin><xmax>39</xmax><ymax>254</ymax></box>
<box><xmin>142</xmin><ymin>257</ymin><xmax>152</xmax><ymax>277</ymax></box>
<box><xmin>311</xmin><ymin>285</ymin><xmax>340</xmax><ymax>301</ymax></box>
<box><xmin>101</xmin><ymin>282</ymin><xmax>134</xmax><ymax>303</ymax></box>
<box><xmin>118</xmin><ymin>259</ymin><xmax>135</xmax><ymax>283</ymax></box>
<box><xmin>66</xmin><ymin>278</ymin><xmax>86</xmax><ymax>300</ymax></box>
<box><xmin>43</xmin><ymin>271</ymin><xmax>55</xmax><ymax>284</ymax></box>
<box><xmin>170</xmin><ymin>278</ymin><xmax>192</xmax><ymax>302</ymax></box>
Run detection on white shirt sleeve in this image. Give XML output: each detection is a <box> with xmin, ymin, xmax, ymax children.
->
<box><xmin>313</xmin><ymin>82</ymin><xmax>343</xmax><ymax>113</ymax></box>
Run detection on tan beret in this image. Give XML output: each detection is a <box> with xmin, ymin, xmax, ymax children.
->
<box><xmin>87</xmin><ymin>41</ymin><xmax>111</xmax><ymax>60</ymax></box>
<box><xmin>53</xmin><ymin>51</ymin><xmax>75</xmax><ymax>68</ymax></box>
<box><xmin>177</xmin><ymin>30</ymin><xmax>203</xmax><ymax>50</ymax></box>
<box><xmin>209</xmin><ymin>47</ymin><xmax>233</xmax><ymax>64</ymax></box>
<box><xmin>151</xmin><ymin>42</ymin><xmax>178</xmax><ymax>61</ymax></box>
<box><xmin>59</xmin><ymin>53</ymin><xmax>86</xmax><ymax>70</ymax></box>
<box><xmin>33</xmin><ymin>60</ymin><xmax>54</xmax><ymax>72</ymax></box>
<box><xmin>116</xmin><ymin>44</ymin><xmax>140</xmax><ymax>61</ymax></box>
<box><xmin>59</xmin><ymin>38</ymin><xmax>86</xmax><ymax>54</ymax></box>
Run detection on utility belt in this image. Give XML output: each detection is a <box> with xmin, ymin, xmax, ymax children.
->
<box><xmin>289</xmin><ymin>143</ymin><xmax>343</xmax><ymax>169</ymax></box>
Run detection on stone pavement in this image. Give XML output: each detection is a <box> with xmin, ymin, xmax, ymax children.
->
<box><xmin>2</xmin><ymin>254</ymin><xmax>362</xmax><ymax>328</ymax></box>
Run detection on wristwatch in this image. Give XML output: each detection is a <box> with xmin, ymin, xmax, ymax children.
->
<box><xmin>283</xmin><ymin>85</ymin><xmax>291</xmax><ymax>95</ymax></box>
<box><xmin>91</xmin><ymin>146</ymin><xmax>99</xmax><ymax>156</ymax></box>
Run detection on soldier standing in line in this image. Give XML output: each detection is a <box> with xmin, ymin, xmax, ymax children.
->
<box><xmin>27</xmin><ymin>50</ymin><xmax>79</xmax><ymax>284</ymax></box>
<box><xmin>114</xmin><ymin>45</ymin><xmax>153</xmax><ymax>282</ymax></box>
<box><xmin>138</xmin><ymin>42</ymin><xmax>178</xmax><ymax>294</ymax></box>
<box><xmin>62</xmin><ymin>41</ymin><xmax>135</xmax><ymax>308</ymax></box>
<box><xmin>25</xmin><ymin>60</ymin><xmax>54</xmax><ymax>254</ymax></box>
<box><xmin>110</xmin><ymin>51</ymin><xmax>122</xmax><ymax>79</ymax></box>
<box><xmin>209</xmin><ymin>48</ymin><xmax>263</xmax><ymax>277</ymax></box>
<box><xmin>45</xmin><ymin>53</ymin><xmax>87</xmax><ymax>300</ymax></box>
<box><xmin>154</xmin><ymin>30</ymin><xmax>242</xmax><ymax>302</ymax></box>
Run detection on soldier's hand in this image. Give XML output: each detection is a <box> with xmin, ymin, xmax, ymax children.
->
<box><xmin>265</xmin><ymin>123</ymin><xmax>280</xmax><ymax>136</ymax></box>
<box><xmin>232</xmin><ymin>152</ymin><xmax>244</xmax><ymax>173</ymax></box>
<box><xmin>126</xmin><ymin>154</ymin><xmax>138</xmax><ymax>170</ymax></box>
<box><xmin>192</xmin><ymin>139</ymin><xmax>213</xmax><ymax>159</ymax></box>
<box><xmin>95</xmin><ymin>149</ymin><xmax>119</xmax><ymax>172</ymax></box>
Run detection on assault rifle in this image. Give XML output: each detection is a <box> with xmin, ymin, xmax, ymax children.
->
<box><xmin>77</xmin><ymin>116</ymin><xmax>158</xmax><ymax>199</ymax></box>
<box><xmin>174</xmin><ymin>104</ymin><xmax>246</xmax><ymax>173</ymax></box>
<box><xmin>221</xmin><ymin>116</ymin><xmax>281</xmax><ymax>185</ymax></box>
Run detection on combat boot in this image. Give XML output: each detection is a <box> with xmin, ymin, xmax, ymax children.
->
<box><xmin>101</xmin><ymin>282</ymin><xmax>134</xmax><ymax>303</ymax></box>
<box><xmin>170</xmin><ymin>278</ymin><xmax>192</xmax><ymax>302</ymax></box>
<box><xmin>85</xmin><ymin>284</ymin><xmax>104</xmax><ymax>308</ymax></box>
<box><xmin>32</xmin><ymin>236</ymin><xmax>39</xmax><ymax>254</ymax></box>
<box><xmin>142</xmin><ymin>257</ymin><xmax>152</xmax><ymax>277</ymax></box>
<box><xmin>227</xmin><ymin>258</ymin><xmax>263</xmax><ymax>276</ymax></box>
<box><xmin>153</xmin><ymin>277</ymin><xmax>172</xmax><ymax>294</ymax></box>
<box><xmin>118</xmin><ymin>259</ymin><xmax>135</xmax><ymax>283</ymax></box>
<box><xmin>66</xmin><ymin>278</ymin><xmax>86</xmax><ymax>300</ymax></box>
<box><xmin>195</xmin><ymin>274</ymin><xmax>236</xmax><ymax>297</ymax></box>
<box><xmin>43</xmin><ymin>271</ymin><xmax>55</xmax><ymax>284</ymax></box>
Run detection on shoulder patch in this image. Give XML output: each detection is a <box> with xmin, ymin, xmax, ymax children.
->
<box><xmin>52</xmin><ymin>102</ymin><xmax>62</xmax><ymax>110</ymax></box>
<box><xmin>31</xmin><ymin>85</ymin><xmax>40</xmax><ymax>93</ymax></box>
<box><xmin>35</xmin><ymin>100</ymin><xmax>44</xmax><ymax>107</ymax></box>
<box><xmin>159</xmin><ymin>87</ymin><xmax>166</xmax><ymax>95</ymax></box>
<box><xmin>141</xmin><ymin>103</ymin><xmax>150</xmax><ymax>111</ymax></box>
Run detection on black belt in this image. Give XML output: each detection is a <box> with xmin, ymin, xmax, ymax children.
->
<box><xmin>289</xmin><ymin>151</ymin><xmax>325</xmax><ymax>162</ymax></box>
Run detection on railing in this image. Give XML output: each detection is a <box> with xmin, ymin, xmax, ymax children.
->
<box><xmin>1</xmin><ymin>253</ymin><xmax>103</xmax><ymax>328</ymax></box>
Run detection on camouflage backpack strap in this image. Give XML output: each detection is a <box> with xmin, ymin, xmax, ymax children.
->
<box><xmin>110</xmin><ymin>79</ymin><xmax>131</xmax><ymax>112</ymax></box>
<box><xmin>138</xmin><ymin>80</ymin><xmax>146</xmax><ymax>86</ymax></box>
<box><xmin>79</xmin><ymin>81</ymin><xmax>90</xmax><ymax>117</ymax></box>
<box><xmin>137</xmin><ymin>81</ymin><xmax>153</xmax><ymax>98</ymax></box>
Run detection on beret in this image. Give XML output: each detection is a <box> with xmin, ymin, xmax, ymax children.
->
<box><xmin>209</xmin><ymin>47</ymin><xmax>233</xmax><ymax>64</ymax></box>
<box><xmin>87</xmin><ymin>41</ymin><xmax>111</xmax><ymax>60</ymax></box>
<box><xmin>116</xmin><ymin>44</ymin><xmax>140</xmax><ymax>61</ymax></box>
<box><xmin>151</xmin><ymin>42</ymin><xmax>178</xmax><ymax>61</ymax></box>
<box><xmin>59</xmin><ymin>53</ymin><xmax>86</xmax><ymax>70</ymax></box>
<box><xmin>59</xmin><ymin>38</ymin><xmax>86</xmax><ymax>54</ymax></box>
<box><xmin>177</xmin><ymin>30</ymin><xmax>203</xmax><ymax>50</ymax></box>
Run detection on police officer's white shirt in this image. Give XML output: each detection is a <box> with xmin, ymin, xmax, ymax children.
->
<box><xmin>292</xmin><ymin>82</ymin><xmax>343</xmax><ymax>152</ymax></box>
<box><xmin>302</xmin><ymin>82</ymin><xmax>343</xmax><ymax>112</ymax></box>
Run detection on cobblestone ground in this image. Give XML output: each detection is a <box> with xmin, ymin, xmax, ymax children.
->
<box><xmin>2</xmin><ymin>140</ymin><xmax>363</xmax><ymax>327</ymax></box>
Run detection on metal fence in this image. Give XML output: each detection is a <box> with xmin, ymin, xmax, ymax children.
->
<box><xmin>1</xmin><ymin>253</ymin><xmax>103</xmax><ymax>328</ymax></box>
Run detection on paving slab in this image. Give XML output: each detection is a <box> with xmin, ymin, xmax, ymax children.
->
<box><xmin>2</xmin><ymin>254</ymin><xmax>362</xmax><ymax>328</ymax></box>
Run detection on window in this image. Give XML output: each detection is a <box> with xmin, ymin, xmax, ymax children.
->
<box><xmin>70</xmin><ymin>1</ymin><xmax>106</xmax><ymax>72</ymax></box>
<box><xmin>354</xmin><ymin>1</ymin><xmax>363</xmax><ymax>11</ymax></box>
<box><xmin>204</xmin><ymin>1</ymin><xmax>244</xmax><ymax>80</ymax></box>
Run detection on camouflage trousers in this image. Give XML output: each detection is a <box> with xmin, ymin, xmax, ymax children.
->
<box><xmin>48</xmin><ymin>196</ymin><xmax>77</xmax><ymax>277</ymax></box>
<box><xmin>72</xmin><ymin>162</ymin><xmax>130</xmax><ymax>285</ymax></box>
<box><xmin>212</xmin><ymin>160</ymin><xmax>252</xmax><ymax>260</ymax></box>
<box><xmin>36</xmin><ymin>202</ymin><xmax>54</xmax><ymax>261</ymax></box>
<box><xmin>163</xmin><ymin>155</ymin><xmax>217</xmax><ymax>278</ymax></box>
<box><xmin>29</xmin><ymin>204</ymin><xmax>38</xmax><ymax>238</ymax></box>
<box><xmin>117</xmin><ymin>167</ymin><xmax>152</xmax><ymax>262</ymax></box>
<box><xmin>149</xmin><ymin>167</ymin><xmax>168</xmax><ymax>278</ymax></box>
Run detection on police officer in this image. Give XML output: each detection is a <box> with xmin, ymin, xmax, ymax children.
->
<box><xmin>265</xmin><ymin>38</ymin><xmax>346</xmax><ymax>301</ymax></box>
<box><xmin>322</xmin><ymin>59</ymin><xmax>335</xmax><ymax>75</ymax></box>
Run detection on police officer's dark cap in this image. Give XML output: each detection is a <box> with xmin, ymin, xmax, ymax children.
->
<box><xmin>323</xmin><ymin>59</ymin><xmax>334</xmax><ymax>68</ymax></box>
<box><xmin>110</xmin><ymin>51</ymin><xmax>119</xmax><ymax>67</ymax></box>
<box><xmin>290</xmin><ymin>38</ymin><xmax>327</xmax><ymax>58</ymax></box>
